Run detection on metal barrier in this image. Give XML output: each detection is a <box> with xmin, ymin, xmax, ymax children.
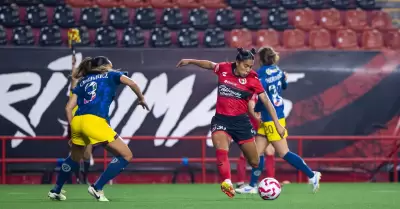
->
<box><xmin>0</xmin><ymin>135</ymin><xmax>399</xmax><ymax>184</ymax></box>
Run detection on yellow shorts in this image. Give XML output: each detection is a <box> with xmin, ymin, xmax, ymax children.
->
<box><xmin>70</xmin><ymin>114</ymin><xmax>117</xmax><ymax>146</ymax></box>
<box><xmin>257</xmin><ymin>118</ymin><xmax>288</xmax><ymax>141</ymax></box>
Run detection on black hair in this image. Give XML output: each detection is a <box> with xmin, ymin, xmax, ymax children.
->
<box><xmin>91</xmin><ymin>56</ymin><xmax>112</xmax><ymax>68</ymax></box>
<box><xmin>236</xmin><ymin>47</ymin><xmax>257</xmax><ymax>62</ymax></box>
<box><xmin>74</xmin><ymin>56</ymin><xmax>113</xmax><ymax>79</ymax></box>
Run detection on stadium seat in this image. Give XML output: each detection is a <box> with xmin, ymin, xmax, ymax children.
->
<box><xmin>0</xmin><ymin>4</ymin><xmax>20</xmax><ymax>28</ymax></box>
<box><xmin>0</xmin><ymin>25</ymin><xmax>6</xmax><ymax>45</ymax></box>
<box><xmin>95</xmin><ymin>26</ymin><xmax>117</xmax><ymax>47</ymax></box>
<box><xmin>268</xmin><ymin>7</ymin><xmax>290</xmax><ymax>31</ymax></box>
<box><xmin>188</xmin><ymin>8</ymin><xmax>209</xmax><ymax>30</ymax></box>
<box><xmin>67</xmin><ymin>0</ymin><xmax>94</xmax><ymax>7</ymax></box>
<box><xmin>95</xmin><ymin>0</ymin><xmax>121</xmax><ymax>7</ymax></box>
<box><xmin>241</xmin><ymin>7</ymin><xmax>262</xmax><ymax>30</ymax></box>
<box><xmin>319</xmin><ymin>8</ymin><xmax>342</xmax><ymax>30</ymax></box>
<box><xmin>293</xmin><ymin>9</ymin><xmax>316</xmax><ymax>31</ymax></box>
<box><xmin>283</xmin><ymin>29</ymin><xmax>305</xmax><ymax>49</ymax></box>
<box><xmin>150</xmin><ymin>0</ymin><xmax>174</xmax><ymax>8</ymax></box>
<box><xmin>80</xmin><ymin>7</ymin><xmax>103</xmax><ymax>29</ymax></box>
<box><xmin>309</xmin><ymin>28</ymin><xmax>332</xmax><ymax>49</ymax></box>
<box><xmin>15</xmin><ymin>0</ymin><xmax>40</xmax><ymax>6</ymax></box>
<box><xmin>281</xmin><ymin>0</ymin><xmax>300</xmax><ymax>10</ymax></box>
<box><xmin>252</xmin><ymin>0</ymin><xmax>278</xmax><ymax>9</ymax></box>
<box><xmin>344</xmin><ymin>9</ymin><xmax>368</xmax><ymax>31</ymax></box>
<box><xmin>122</xmin><ymin>26</ymin><xmax>145</xmax><ymax>47</ymax></box>
<box><xmin>13</xmin><ymin>25</ymin><xmax>35</xmax><ymax>45</ymax></box>
<box><xmin>108</xmin><ymin>7</ymin><xmax>129</xmax><ymax>29</ymax></box>
<box><xmin>256</xmin><ymin>29</ymin><xmax>280</xmax><ymax>48</ymax></box>
<box><xmin>39</xmin><ymin>25</ymin><xmax>62</xmax><ymax>46</ymax></box>
<box><xmin>215</xmin><ymin>8</ymin><xmax>236</xmax><ymax>30</ymax></box>
<box><xmin>53</xmin><ymin>5</ymin><xmax>76</xmax><ymax>28</ymax></box>
<box><xmin>177</xmin><ymin>27</ymin><xmax>199</xmax><ymax>48</ymax></box>
<box><xmin>26</xmin><ymin>4</ymin><xmax>48</xmax><ymax>28</ymax></box>
<box><xmin>356</xmin><ymin>0</ymin><xmax>376</xmax><ymax>10</ymax></box>
<box><xmin>134</xmin><ymin>7</ymin><xmax>156</xmax><ymax>29</ymax></box>
<box><xmin>75</xmin><ymin>26</ymin><xmax>91</xmax><ymax>46</ymax></box>
<box><xmin>201</xmin><ymin>0</ymin><xmax>227</xmax><ymax>8</ymax></box>
<box><xmin>150</xmin><ymin>26</ymin><xmax>172</xmax><ymax>47</ymax></box>
<box><xmin>361</xmin><ymin>29</ymin><xmax>383</xmax><ymax>50</ymax></box>
<box><xmin>331</xmin><ymin>0</ymin><xmax>354</xmax><ymax>10</ymax></box>
<box><xmin>304</xmin><ymin>0</ymin><xmax>327</xmax><ymax>9</ymax></box>
<box><xmin>229</xmin><ymin>28</ymin><xmax>252</xmax><ymax>48</ymax></box>
<box><xmin>371</xmin><ymin>11</ymin><xmax>393</xmax><ymax>30</ymax></box>
<box><xmin>122</xmin><ymin>0</ymin><xmax>149</xmax><ymax>7</ymax></box>
<box><xmin>385</xmin><ymin>29</ymin><xmax>400</xmax><ymax>50</ymax></box>
<box><xmin>176</xmin><ymin>0</ymin><xmax>200</xmax><ymax>8</ymax></box>
<box><xmin>162</xmin><ymin>8</ymin><xmax>183</xmax><ymax>30</ymax></box>
<box><xmin>227</xmin><ymin>0</ymin><xmax>248</xmax><ymax>9</ymax></box>
<box><xmin>204</xmin><ymin>27</ymin><xmax>225</xmax><ymax>47</ymax></box>
<box><xmin>40</xmin><ymin>0</ymin><xmax>65</xmax><ymax>7</ymax></box>
<box><xmin>335</xmin><ymin>29</ymin><xmax>358</xmax><ymax>49</ymax></box>
<box><xmin>0</xmin><ymin>0</ymin><xmax>13</xmax><ymax>6</ymax></box>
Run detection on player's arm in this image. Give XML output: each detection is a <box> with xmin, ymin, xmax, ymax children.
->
<box><xmin>282</xmin><ymin>71</ymin><xmax>288</xmax><ymax>90</ymax></box>
<box><xmin>65</xmin><ymin>94</ymin><xmax>77</xmax><ymax>124</ymax></box>
<box><xmin>120</xmin><ymin>75</ymin><xmax>150</xmax><ymax>110</ymax></box>
<box><xmin>176</xmin><ymin>59</ymin><xmax>216</xmax><ymax>70</ymax></box>
<box><xmin>248</xmin><ymin>99</ymin><xmax>260</xmax><ymax>121</ymax></box>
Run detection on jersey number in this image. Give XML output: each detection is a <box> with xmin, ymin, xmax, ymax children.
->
<box><xmin>267</xmin><ymin>81</ymin><xmax>283</xmax><ymax>107</ymax></box>
<box><xmin>84</xmin><ymin>81</ymin><xmax>97</xmax><ymax>104</ymax></box>
<box><xmin>263</xmin><ymin>124</ymin><xmax>274</xmax><ymax>134</ymax></box>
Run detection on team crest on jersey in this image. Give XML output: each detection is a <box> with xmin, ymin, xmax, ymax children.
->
<box><xmin>266</xmin><ymin>68</ymin><xmax>278</xmax><ymax>75</ymax></box>
<box><xmin>238</xmin><ymin>78</ymin><xmax>247</xmax><ymax>84</ymax></box>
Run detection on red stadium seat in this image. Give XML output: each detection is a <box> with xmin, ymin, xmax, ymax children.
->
<box><xmin>150</xmin><ymin>0</ymin><xmax>174</xmax><ymax>8</ymax></box>
<box><xmin>335</xmin><ymin>29</ymin><xmax>358</xmax><ymax>49</ymax></box>
<box><xmin>309</xmin><ymin>28</ymin><xmax>332</xmax><ymax>49</ymax></box>
<box><xmin>66</xmin><ymin>0</ymin><xmax>94</xmax><ymax>7</ymax></box>
<box><xmin>371</xmin><ymin>11</ymin><xmax>393</xmax><ymax>31</ymax></box>
<box><xmin>319</xmin><ymin>8</ymin><xmax>343</xmax><ymax>31</ymax></box>
<box><xmin>256</xmin><ymin>29</ymin><xmax>280</xmax><ymax>48</ymax></box>
<box><xmin>282</xmin><ymin>29</ymin><xmax>306</xmax><ymax>49</ymax></box>
<box><xmin>95</xmin><ymin>0</ymin><xmax>122</xmax><ymax>7</ymax></box>
<box><xmin>123</xmin><ymin>0</ymin><xmax>150</xmax><ymax>7</ymax></box>
<box><xmin>293</xmin><ymin>9</ymin><xmax>316</xmax><ymax>31</ymax></box>
<box><xmin>345</xmin><ymin>9</ymin><xmax>368</xmax><ymax>31</ymax></box>
<box><xmin>229</xmin><ymin>29</ymin><xmax>252</xmax><ymax>48</ymax></box>
<box><xmin>385</xmin><ymin>29</ymin><xmax>400</xmax><ymax>50</ymax></box>
<box><xmin>361</xmin><ymin>29</ymin><xmax>384</xmax><ymax>50</ymax></box>
<box><xmin>200</xmin><ymin>0</ymin><xmax>227</xmax><ymax>8</ymax></box>
<box><xmin>176</xmin><ymin>0</ymin><xmax>200</xmax><ymax>8</ymax></box>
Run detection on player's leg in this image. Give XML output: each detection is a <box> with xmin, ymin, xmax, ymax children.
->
<box><xmin>236</xmin><ymin>151</ymin><xmax>247</xmax><ymax>188</ymax></box>
<box><xmin>80</xmin><ymin>144</ymin><xmax>93</xmax><ymax>184</ymax></box>
<box><xmin>212</xmin><ymin>131</ymin><xmax>234</xmax><ymax>197</ymax></box>
<box><xmin>264</xmin><ymin>144</ymin><xmax>275</xmax><ymax>178</ymax></box>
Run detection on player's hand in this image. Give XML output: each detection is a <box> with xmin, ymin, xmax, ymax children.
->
<box><xmin>68</xmin><ymin>139</ymin><xmax>72</xmax><ymax>147</ymax></box>
<box><xmin>276</xmin><ymin>123</ymin><xmax>287</xmax><ymax>139</ymax></box>
<box><xmin>176</xmin><ymin>59</ymin><xmax>190</xmax><ymax>68</ymax></box>
<box><xmin>284</xmin><ymin>71</ymin><xmax>288</xmax><ymax>81</ymax></box>
<box><xmin>72</xmin><ymin>54</ymin><xmax>76</xmax><ymax>67</ymax></box>
<box><xmin>138</xmin><ymin>99</ymin><xmax>150</xmax><ymax>111</ymax></box>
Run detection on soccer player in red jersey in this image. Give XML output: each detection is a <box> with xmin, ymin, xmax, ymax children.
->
<box><xmin>176</xmin><ymin>48</ymin><xmax>286</xmax><ymax>198</ymax></box>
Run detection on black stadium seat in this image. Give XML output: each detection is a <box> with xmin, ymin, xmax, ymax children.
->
<box><xmin>13</xmin><ymin>25</ymin><xmax>35</xmax><ymax>46</ymax></box>
<box><xmin>26</xmin><ymin>4</ymin><xmax>48</xmax><ymax>28</ymax></box>
<box><xmin>0</xmin><ymin>4</ymin><xmax>20</xmax><ymax>28</ymax></box>
<box><xmin>0</xmin><ymin>25</ymin><xmax>7</xmax><ymax>45</ymax></box>
<box><xmin>177</xmin><ymin>27</ymin><xmax>198</xmax><ymax>48</ymax></box>
<box><xmin>268</xmin><ymin>7</ymin><xmax>290</xmax><ymax>31</ymax></box>
<box><xmin>281</xmin><ymin>0</ymin><xmax>301</xmax><ymax>9</ymax></box>
<box><xmin>80</xmin><ymin>7</ymin><xmax>103</xmax><ymax>29</ymax></box>
<box><xmin>162</xmin><ymin>8</ymin><xmax>183</xmax><ymax>30</ymax></box>
<box><xmin>226</xmin><ymin>0</ymin><xmax>247</xmax><ymax>9</ymax></box>
<box><xmin>39</xmin><ymin>25</ymin><xmax>62</xmax><ymax>46</ymax></box>
<box><xmin>188</xmin><ymin>8</ymin><xmax>208</xmax><ymax>30</ymax></box>
<box><xmin>40</xmin><ymin>0</ymin><xmax>65</xmax><ymax>7</ymax></box>
<box><xmin>252</xmin><ymin>0</ymin><xmax>278</xmax><ymax>9</ymax></box>
<box><xmin>241</xmin><ymin>7</ymin><xmax>262</xmax><ymax>30</ymax></box>
<box><xmin>215</xmin><ymin>7</ymin><xmax>236</xmax><ymax>30</ymax></box>
<box><xmin>15</xmin><ymin>0</ymin><xmax>40</xmax><ymax>6</ymax></box>
<box><xmin>122</xmin><ymin>26</ymin><xmax>145</xmax><ymax>47</ymax></box>
<box><xmin>304</xmin><ymin>0</ymin><xmax>328</xmax><ymax>9</ymax></box>
<box><xmin>134</xmin><ymin>7</ymin><xmax>156</xmax><ymax>30</ymax></box>
<box><xmin>150</xmin><ymin>26</ymin><xmax>172</xmax><ymax>48</ymax></box>
<box><xmin>75</xmin><ymin>26</ymin><xmax>91</xmax><ymax>46</ymax></box>
<box><xmin>53</xmin><ymin>4</ymin><xmax>75</xmax><ymax>28</ymax></box>
<box><xmin>108</xmin><ymin>7</ymin><xmax>130</xmax><ymax>29</ymax></box>
<box><xmin>95</xmin><ymin>26</ymin><xmax>118</xmax><ymax>47</ymax></box>
<box><xmin>204</xmin><ymin>27</ymin><xmax>225</xmax><ymax>47</ymax></box>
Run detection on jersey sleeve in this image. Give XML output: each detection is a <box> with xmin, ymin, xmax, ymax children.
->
<box><xmin>281</xmin><ymin>72</ymin><xmax>288</xmax><ymax>90</ymax></box>
<box><xmin>71</xmin><ymin>85</ymin><xmax>81</xmax><ymax>96</ymax></box>
<box><xmin>213</xmin><ymin>62</ymin><xmax>229</xmax><ymax>76</ymax></box>
<box><xmin>252</xmin><ymin>77</ymin><xmax>265</xmax><ymax>95</ymax></box>
<box><xmin>108</xmin><ymin>71</ymin><xmax>124</xmax><ymax>85</ymax></box>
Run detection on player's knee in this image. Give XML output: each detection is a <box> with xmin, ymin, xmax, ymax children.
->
<box><xmin>277</xmin><ymin>149</ymin><xmax>289</xmax><ymax>158</ymax></box>
<box><xmin>248</xmin><ymin>157</ymin><xmax>259</xmax><ymax>168</ymax></box>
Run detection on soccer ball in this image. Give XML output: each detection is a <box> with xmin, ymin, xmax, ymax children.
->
<box><xmin>258</xmin><ymin>177</ymin><xmax>281</xmax><ymax>200</ymax></box>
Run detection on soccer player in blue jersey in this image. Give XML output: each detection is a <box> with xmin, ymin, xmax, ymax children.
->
<box><xmin>48</xmin><ymin>56</ymin><xmax>149</xmax><ymax>202</ymax></box>
<box><xmin>235</xmin><ymin>47</ymin><xmax>321</xmax><ymax>194</ymax></box>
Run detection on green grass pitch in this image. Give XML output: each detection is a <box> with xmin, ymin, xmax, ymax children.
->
<box><xmin>0</xmin><ymin>184</ymin><xmax>399</xmax><ymax>209</ymax></box>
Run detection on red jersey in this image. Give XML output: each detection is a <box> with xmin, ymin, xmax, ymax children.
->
<box><xmin>213</xmin><ymin>62</ymin><xmax>264</xmax><ymax>116</ymax></box>
<box><xmin>249</xmin><ymin>94</ymin><xmax>260</xmax><ymax>130</ymax></box>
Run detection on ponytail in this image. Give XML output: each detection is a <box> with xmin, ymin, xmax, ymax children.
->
<box><xmin>73</xmin><ymin>56</ymin><xmax>113</xmax><ymax>79</ymax></box>
<box><xmin>236</xmin><ymin>47</ymin><xmax>256</xmax><ymax>61</ymax></box>
<box><xmin>74</xmin><ymin>57</ymin><xmax>93</xmax><ymax>79</ymax></box>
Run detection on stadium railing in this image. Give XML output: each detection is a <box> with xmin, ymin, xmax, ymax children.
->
<box><xmin>0</xmin><ymin>136</ymin><xmax>399</xmax><ymax>184</ymax></box>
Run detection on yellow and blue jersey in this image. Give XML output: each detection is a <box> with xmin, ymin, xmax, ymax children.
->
<box><xmin>72</xmin><ymin>71</ymin><xmax>123</xmax><ymax>122</ymax></box>
<box><xmin>254</xmin><ymin>65</ymin><xmax>287</xmax><ymax>122</ymax></box>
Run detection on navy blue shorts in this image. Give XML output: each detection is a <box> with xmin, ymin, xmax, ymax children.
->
<box><xmin>210</xmin><ymin>114</ymin><xmax>256</xmax><ymax>144</ymax></box>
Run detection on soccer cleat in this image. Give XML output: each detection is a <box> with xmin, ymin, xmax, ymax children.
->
<box><xmin>235</xmin><ymin>184</ymin><xmax>258</xmax><ymax>194</ymax></box>
<box><xmin>48</xmin><ymin>191</ymin><xmax>66</xmax><ymax>201</ymax></box>
<box><xmin>308</xmin><ymin>171</ymin><xmax>321</xmax><ymax>193</ymax></box>
<box><xmin>88</xmin><ymin>185</ymin><xmax>109</xmax><ymax>202</ymax></box>
<box><xmin>220</xmin><ymin>179</ymin><xmax>235</xmax><ymax>198</ymax></box>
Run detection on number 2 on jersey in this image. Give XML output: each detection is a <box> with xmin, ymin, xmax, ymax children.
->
<box><xmin>268</xmin><ymin>81</ymin><xmax>283</xmax><ymax>107</ymax></box>
<box><xmin>84</xmin><ymin>81</ymin><xmax>97</xmax><ymax>104</ymax></box>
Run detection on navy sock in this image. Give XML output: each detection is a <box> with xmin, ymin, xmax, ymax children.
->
<box><xmin>81</xmin><ymin>160</ymin><xmax>90</xmax><ymax>183</ymax></box>
<box><xmin>94</xmin><ymin>156</ymin><xmax>129</xmax><ymax>191</ymax></box>
<box><xmin>283</xmin><ymin>152</ymin><xmax>314</xmax><ymax>178</ymax></box>
<box><xmin>51</xmin><ymin>156</ymin><xmax>79</xmax><ymax>193</ymax></box>
<box><xmin>249</xmin><ymin>155</ymin><xmax>264</xmax><ymax>187</ymax></box>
